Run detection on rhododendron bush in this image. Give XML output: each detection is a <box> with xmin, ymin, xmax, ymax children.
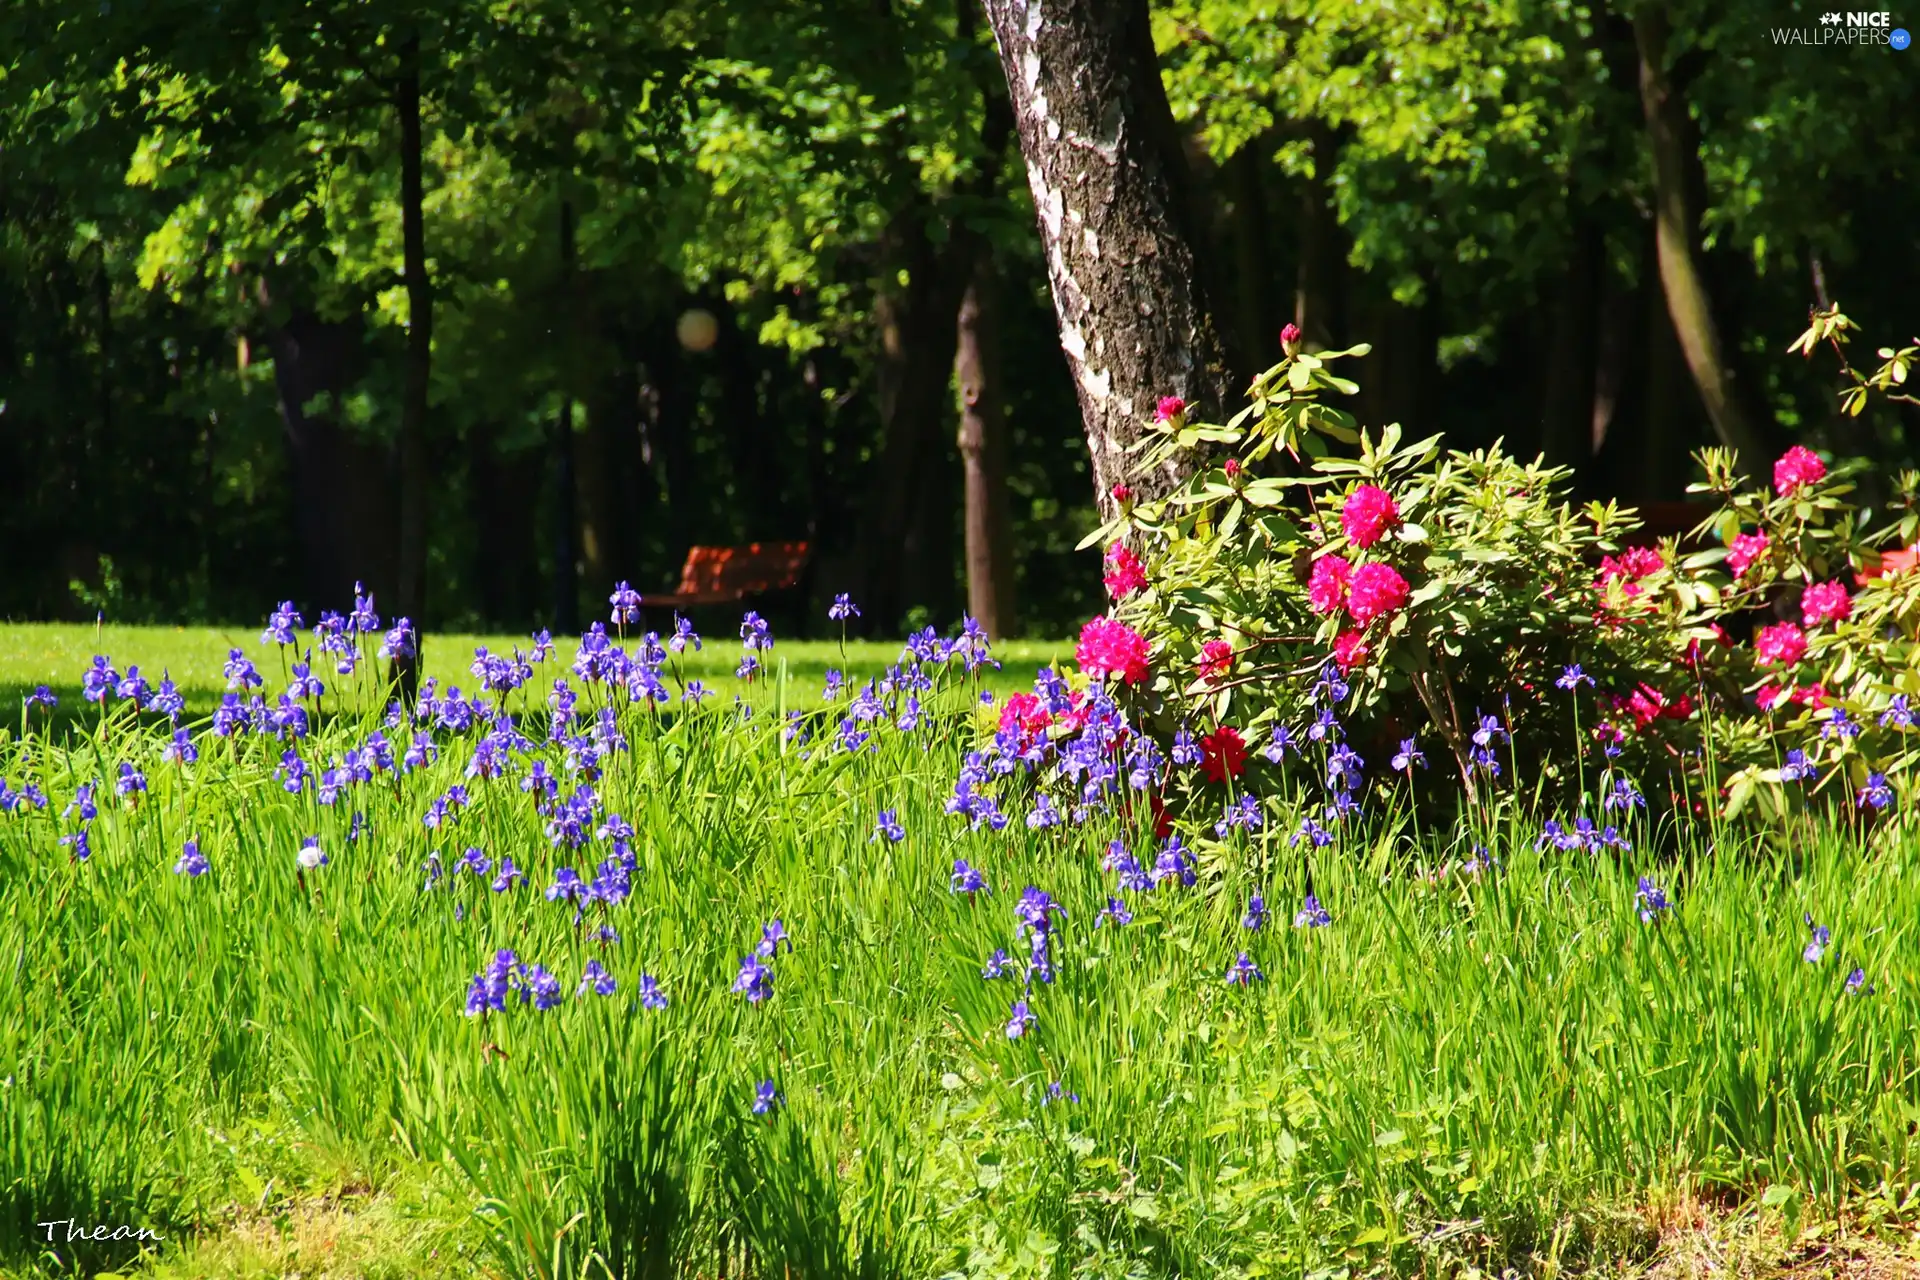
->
<box><xmin>1066</xmin><ymin>307</ymin><xmax>1920</xmax><ymax>826</ymax></box>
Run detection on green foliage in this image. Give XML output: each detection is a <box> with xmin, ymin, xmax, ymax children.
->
<box><xmin>1102</xmin><ymin>305</ymin><xmax>1920</xmax><ymax>825</ymax></box>
<box><xmin>3</xmin><ymin>652</ymin><xmax>1917</xmax><ymax>1276</ymax></box>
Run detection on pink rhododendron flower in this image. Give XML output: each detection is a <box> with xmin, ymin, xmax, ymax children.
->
<box><xmin>1341</xmin><ymin>485</ymin><xmax>1401</xmax><ymax>549</ymax></box>
<box><xmin>1754</xmin><ymin>621</ymin><xmax>1808</xmax><ymax>667</ymax></box>
<box><xmin>1726</xmin><ymin>532</ymin><xmax>1769</xmax><ymax>578</ymax></box>
<box><xmin>1801</xmin><ymin>580</ymin><xmax>1852</xmax><ymax>625</ymax></box>
<box><xmin>1346</xmin><ymin>562</ymin><xmax>1411</xmax><ymax>626</ymax></box>
<box><xmin>998</xmin><ymin>692</ymin><xmax>1050</xmax><ymax>735</ymax></box>
<box><xmin>1773</xmin><ymin>445</ymin><xmax>1826</xmax><ymax>496</ymax></box>
<box><xmin>1307</xmin><ymin>555</ymin><xmax>1354</xmax><ymax>614</ymax></box>
<box><xmin>1332</xmin><ymin>629</ymin><xmax>1371</xmax><ymax>671</ymax></box>
<box><xmin>1077</xmin><ymin>617</ymin><xmax>1150</xmax><ymax>685</ymax></box>
<box><xmin>1223</xmin><ymin>457</ymin><xmax>1242</xmax><ymax>478</ymax></box>
<box><xmin>1616</xmin><ymin>684</ymin><xmax>1694</xmax><ymax>731</ymax></box>
<box><xmin>1197</xmin><ymin>639</ymin><xmax>1234</xmax><ymax>681</ymax></box>
<box><xmin>1111</xmin><ymin>483</ymin><xmax>1132</xmax><ymax>504</ymax></box>
<box><xmin>1154</xmin><ymin>396</ymin><xmax>1187</xmax><ymax>423</ymax></box>
<box><xmin>1102</xmin><ymin>544</ymin><xmax>1147</xmax><ymax>599</ymax></box>
<box><xmin>1280</xmin><ymin>322</ymin><xmax>1301</xmax><ymax>354</ymax></box>
<box><xmin>1200</xmin><ymin>725</ymin><xmax>1247</xmax><ymax>782</ymax></box>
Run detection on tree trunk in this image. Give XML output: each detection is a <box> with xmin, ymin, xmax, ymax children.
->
<box><xmin>956</xmin><ymin>251</ymin><xmax>1018</xmax><ymax>639</ymax></box>
<box><xmin>865</xmin><ymin>204</ymin><xmax>967</xmax><ymax>629</ymax></box>
<box><xmin>269</xmin><ymin>309</ymin><xmax>398</xmax><ymax>616</ymax></box>
<box><xmin>1223</xmin><ymin>140</ymin><xmax>1282</xmax><ymax>368</ymax></box>
<box><xmin>1293</xmin><ymin>124</ymin><xmax>1347</xmax><ymax>353</ymax></box>
<box><xmin>1631</xmin><ymin>4</ymin><xmax>1774</xmax><ymax>468</ymax></box>
<box><xmin>1539</xmin><ymin>222</ymin><xmax>1601</xmax><ymax>472</ymax></box>
<box><xmin>981</xmin><ymin>0</ymin><xmax>1236</xmax><ymax>519</ymax></box>
<box><xmin>548</xmin><ymin>199</ymin><xmax>580</xmax><ymax>634</ymax></box>
<box><xmin>395</xmin><ymin>30</ymin><xmax>432</xmax><ymax>633</ymax></box>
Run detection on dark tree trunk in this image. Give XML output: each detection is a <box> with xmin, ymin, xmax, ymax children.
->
<box><xmin>1354</xmin><ymin>278</ymin><xmax>1437</xmax><ymax>438</ymax></box>
<box><xmin>956</xmin><ymin>251</ymin><xmax>1018</xmax><ymax>638</ymax></box>
<box><xmin>641</xmin><ymin>314</ymin><xmax>698</xmax><ymax>581</ymax></box>
<box><xmin>1539</xmin><ymin>222</ymin><xmax>1603</xmax><ymax>472</ymax></box>
<box><xmin>551</xmin><ymin>198</ymin><xmax>580</xmax><ymax>634</ymax></box>
<box><xmin>1589</xmin><ymin>255</ymin><xmax>1642</xmax><ymax>464</ymax></box>
<box><xmin>1293</xmin><ymin>124</ymin><xmax>1347</xmax><ymax>353</ymax></box>
<box><xmin>1639</xmin><ymin>268</ymin><xmax>1693</xmax><ymax>502</ymax></box>
<box><xmin>396</xmin><ymin>31</ymin><xmax>432</xmax><ymax>631</ymax></box>
<box><xmin>1632</xmin><ymin>3</ymin><xmax>1777</xmax><ymax>468</ymax></box>
<box><xmin>713</xmin><ymin>302</ymin><xmax>780</xmax><ymax>540</ymax></box>
<box><xmin>1222</xmin><ymin>140</ymin><xmax>1282</xmax><ymax>368</ymax></box>
<box><xmin>269</xmin><ymin>310</ymin><xmax>397</xmax><ymax>615</ymax></box>
<box><xmin>982</xmin><ymin>0</ymin><xmax>1237</xmax><ymax>519</ymax></box>
<box><xmin>865</xmin><ymin>204</ymin><xmax>968</xmax><ymax>628</ymax></box>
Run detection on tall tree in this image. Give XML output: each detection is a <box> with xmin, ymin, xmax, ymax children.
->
<box><xmin>981</xmin><ymin>0</ymin><xmax>1237</xmax><ymax>518</ymax></box>
<box><xmin>955</xmin><ymin>251</ymin><xmax>1016</xmax><ymax>638</ymax></box>
<box><xmin>1630</xmin><ymin>2</ymin><xmax>1777</xmax><ymax>468</ymax></box>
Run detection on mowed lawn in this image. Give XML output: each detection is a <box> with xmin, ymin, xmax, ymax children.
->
<box><xmin>0</xmin><ymin>622</ymin><xmax>1069</xmax><ymax>727</ymax></box>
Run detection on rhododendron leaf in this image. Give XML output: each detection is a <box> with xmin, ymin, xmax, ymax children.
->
<box><xmin>1396</xmin><ymin>522</ymin><xmax>1428</xmax><ymax>543</ymax></box>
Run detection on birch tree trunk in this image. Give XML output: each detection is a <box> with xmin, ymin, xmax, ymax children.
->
<box><xmin>981</xmin><ymin>0</ymin><xmax>1236</xmax><ymax>519</ymax></box>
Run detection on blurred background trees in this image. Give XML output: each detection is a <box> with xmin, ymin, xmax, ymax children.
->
<box><xmin>1</xmin><ymin>0</ymin><xmax>1913</xmax><ymax>637</ymax></box>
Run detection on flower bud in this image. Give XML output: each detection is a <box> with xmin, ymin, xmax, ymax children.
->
<box><xmin>1280</xmin><ymin>322</ymin><xmax>1302</xmax><ymax>356</ymax></box>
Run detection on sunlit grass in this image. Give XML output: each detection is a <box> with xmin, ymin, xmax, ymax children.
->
<box><xmin>2</xmin><ymin>632</ymin><xmax>1916</xmax><ymax>1277</ymax></box>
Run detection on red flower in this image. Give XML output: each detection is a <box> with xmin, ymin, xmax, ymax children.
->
<box><xmin>1340</xmin><ymin>484</ymin><xmax>1401</xmax><ymax>549</ymax></box>
<box><xmin>1200</xmin><ymin>725</ymin><xmax>1247</xmax><ymax>782</ymax></box>
<box><xmin>1102</xmin><ymin>544</ymin><xmax>1147</xmax><ymax>599</ymax></box>
<box><xmin>1111</xmin><ymin>483</ymin><xmax>1133</xmax><ymax>504</ymax></box>
<box><xmin>1223</xmin><ymin>457</ymin><xmax>1242</xmax><ymax>478</ymax></box>
<box><xmin>1308</xmin><ymin>555</ymin><xmax>1354</xmax><ymax>614</ymax></box>
<box><xmin>1726</xmin><ymin>531</ymin><xmax>1768</xmax><ymax>578</ymax></box>
<box><xmin>1155</xmin><ymin>396</ymin><xmax>1187</xmax><ymax>423</ymax></box>
<box><xmin>1617</xmin><ymin>684</ymin><xmax>1695</xmax><ymax>731</ymax></box>
<box><xmin>1332</xmin><ymin>629</ymin><xmax>1370</xmax><ymax>671</ymax></box>
<box><xmin>1774</xmin><ymin>445</ymin><xmax>1826</xmax><ymax>497</ymax></box>
<box><xmin>1197</xmin><ymin>639</ymin><xmax>1234</xmax><ymax>681</ymax></box>
<box><xmin>1346</xmin><ymin>561</ymin><xmax>1410</xmax><ymax>626</ymax></box>
<box><xmin>1863</xmin><ymin>545</ymin><xmax>1920</xmax><ymax>580</ymax></box>
<box><xmin>1800</xmin><ymin>580</ymin><xmax>1852</xmax><ymax>626</ymax></box>
<box><xmin>1280</xmin><ymin>322</ymin><xmax>1301</xmax><ymax>354</ymax></box>
<box><xmin>1077</xmin><ymin>617</ymin><xmax>1151</xmax><ymax>685</ymax></box>
<box><xmin>1754</xmin><ymin>621</ymin><xmax>1808</xmax><ymax>667</ymax></box>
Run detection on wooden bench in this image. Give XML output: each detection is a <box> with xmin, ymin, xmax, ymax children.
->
<box><xmin>639</xmin><ymin>542</ymin><xmax>811</xmax><ymax>608</ymax></box>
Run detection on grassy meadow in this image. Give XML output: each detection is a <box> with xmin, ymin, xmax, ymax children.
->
<box><xmin>1</xmin><ymin>620</ymin><xmax>1917</xmax><ymax>1278</ymax></box>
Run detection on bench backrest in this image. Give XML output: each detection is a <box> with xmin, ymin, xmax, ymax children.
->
<box><xmin>674</xmin><ymin>542</ymin><xmax>810</xmax><ymax>597</ymax></box>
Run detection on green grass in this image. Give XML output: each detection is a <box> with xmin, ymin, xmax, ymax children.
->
<box><xmin>1</xmin><ymin>639</ymin><xmax>1917</xmax><ymax>1278</ymax></box>
<box><xmin>0</xmin><ymin>623</ymin><xmax>1067</xmax><ymax>731</ymax></box>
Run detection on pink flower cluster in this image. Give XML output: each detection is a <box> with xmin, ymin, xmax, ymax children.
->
<box><xmin>1077</xmin><ymin>616</ymin><xmax>1150</xmax><ymax>685</ymax></box>
<box><xmin>1197</xmin><ymin>639</ymin><xmax>1234</xmax><ymax>681</ymax></box>
<box><xmin>1332</xmin><ymin>630</ymin><xmax>1370</xmax><ymax>671</ymax></box>
<box><xmin>1347</xmin><ymin>562</ymin><xmax>1410</xmax><ymax>625</ymax></box>
<box><xmin>1103</xmin><ymin>544</ymin><xmax>1146</xmax><ymax>599</ymax></box>
<box><xmin>1774</xmin><ymin>445</ymin><xmax>1826</xmax><ymax>497</ymax></box>
<box><xmin>1754</xmin><ymin>621</ymin><xmax>1807</xmax><ymax>667</ymax></box>
<box><xmin>1341</xmin><ymin>484</ymin><xmax>1401</xmax><ymax>549</ymax></box>
<box><xmin>1726</xmin><ymin>531</ymin><xmax>1769</xmax><ymax>578</ymax></box>
<box><xmin>1310</xmin><ymin>553</ymin><xmax>1410</xmax><ymax>629</ymax></box>
<box><xmin>1155</xmin><ymin>396</ymin><xmax>1187</xmax><ymax>424</ymax></box>
<box><xmin>1800</xmin><ymin>580</ymin><xmax>1851</xmax><ymax>626</ymax></box>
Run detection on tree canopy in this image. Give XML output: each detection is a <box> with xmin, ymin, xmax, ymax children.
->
<box><xmin>2</xmin><ymin>0</ymin><xmax>1912</xmax><ymax>633</ymax></box>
